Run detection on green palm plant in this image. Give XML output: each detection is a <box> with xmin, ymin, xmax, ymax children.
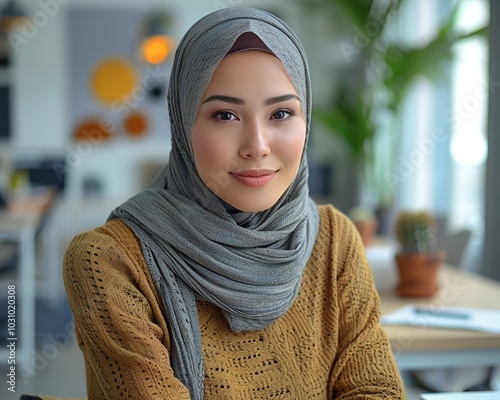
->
<box><xmin>297</xmin><ymin>0</ymin><xmax>488</xmax><ymax>209</ymax></box>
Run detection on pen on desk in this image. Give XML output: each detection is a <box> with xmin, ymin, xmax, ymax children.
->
<box><xmin>413</xmin><ymin>307</ymin><xmax>471</xmax><ymax>320</ymax></box>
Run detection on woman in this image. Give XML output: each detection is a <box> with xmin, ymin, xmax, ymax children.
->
<box><xmin>63</xmin><ymin>7</ymin><xmax>405</xmax><ymax>399</ymax></box>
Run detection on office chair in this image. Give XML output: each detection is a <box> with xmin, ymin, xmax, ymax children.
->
<box><xmin>443</xmin><ymin>229</ymin><xmax>473</xmax><ymax>268</ymax></box>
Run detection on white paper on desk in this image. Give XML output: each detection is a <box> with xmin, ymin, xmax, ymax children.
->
<box><xmin>381</xmin><ymin>305</ymin><xmax>500</xmax><ymax>334</ymax></box>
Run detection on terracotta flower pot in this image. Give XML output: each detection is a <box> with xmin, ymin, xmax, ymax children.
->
<box><xmin>354</xmin><ymin>217</ymin><xmax>378</xmax><ymax>247</ymax></box>
<box><xmin>394</xmin><ymin>251</ymin><xmax>446</xmax><ymax>297</ymax></box>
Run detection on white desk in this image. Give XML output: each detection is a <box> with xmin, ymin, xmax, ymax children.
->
<box><xmin>421</xmin><ymin>392</ymin><xmax>500</xmax><ymax>399</ymax></box>
<box><xmin>0</xmin><ymin>187</ymin><xmax>59</xmax><ymax>369</ymax></box>
<box><xmin>378</xmin><ymin>264</ymin><xmax>500</xmax><ymax>372</ymax></box>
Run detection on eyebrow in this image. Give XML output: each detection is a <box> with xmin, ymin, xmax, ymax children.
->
<box><xmin>202</xmin><ymin>95</ymin><xmax>245</xmax><ymax>105</ymax></box>
<box><xmin>201</xmin><ymin>93</ymin><xmax>300</xmax><ymax>106</ymax></box>
<box><xmin>264</xmin><ymin>94</ymin><xmax>300</xmax><ymax>106</ymax></box>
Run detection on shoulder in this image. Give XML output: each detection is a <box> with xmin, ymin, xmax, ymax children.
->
<box><xmin>63</xmin><ymin>219</ymin><xmax>146</xmax><ymax>286</ymax></box>
<box><xmin>306</xmin><ymin>204</ymin><xmax>366</xmax><ymax>280</ymax></box>
<box><xmin>316</xmin><ymin>204</ymin><xmax>361</xmax><ymax>248</ymax></box>
<box><xmin>65</xmin><ymin>218</ymin><xmax>140</xmax><ymax>254</ymax></box>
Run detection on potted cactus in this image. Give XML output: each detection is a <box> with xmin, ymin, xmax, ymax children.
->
<box><xmin>393</xmin><ymin>211</ymin><xmax>446</xmax><ymax>297</ymax></box>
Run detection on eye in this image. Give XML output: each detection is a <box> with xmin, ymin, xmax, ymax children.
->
<box><xmin>271</xmin><ymin>109</ymin><xmax>294</xmax><ymax>120</ymax></box>
<box><xmin>212</xmin><ymin>111</ymin><xmax>237</xmax><ymax>121</ymax></box>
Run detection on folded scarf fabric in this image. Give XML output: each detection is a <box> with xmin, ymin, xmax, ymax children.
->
<box><xmin>109</xmin><ymin>7</ymin><xmax>319</xmax><ymax>399</ymax></box>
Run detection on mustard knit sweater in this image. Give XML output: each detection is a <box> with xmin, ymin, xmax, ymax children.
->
<box><xmin>61</xmin><ymin>205</ymin><xmax>405</xmax><ymax>399</ymax></box>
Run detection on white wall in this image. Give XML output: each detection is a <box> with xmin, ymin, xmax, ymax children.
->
<box><xmin>10</xmin><ymin>0</ymin><xmax>67</xmax><ymax>151</ymax></box>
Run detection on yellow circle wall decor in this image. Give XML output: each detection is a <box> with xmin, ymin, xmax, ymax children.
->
<box><xmin>91</xmin><ymin>58</ymin><xmax>138</xmax><ymax>105</ymax></box>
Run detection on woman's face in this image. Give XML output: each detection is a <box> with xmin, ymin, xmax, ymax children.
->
<box><xmin>191</xmin><ymin>50</ymin><xmax>306</xmax><ymax>212</ymax></box>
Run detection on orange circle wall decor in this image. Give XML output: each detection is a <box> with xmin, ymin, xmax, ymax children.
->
<box><xmin>124</xmin><ymin>112</ymin><xmax>149</xmax><ymax>137</ymax></box>
<box><xmin>73</xmin><ymin>119</ymin><xmax>112</xmax><ymax>142</ymax></box>
<box><xmin>140</xmin><ymin>35</ymin><xmax>174</xmax><ymax>64</ymax></box>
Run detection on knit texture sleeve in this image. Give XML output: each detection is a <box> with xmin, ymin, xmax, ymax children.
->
<box><xmin>325</xmin><ymin>207</ymin><xmax>405</xmax><ymax>399</ymax></box>
<box><xmin>63</xmin><ymin>220</ymin><xmax>191</xmax><ymax>400</ymax></box>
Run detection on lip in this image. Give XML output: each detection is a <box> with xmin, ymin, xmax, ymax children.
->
<box><xmin>230</xmin><ymin>169</ymin><xmax>277</xmax><ymax>188</ymax></box>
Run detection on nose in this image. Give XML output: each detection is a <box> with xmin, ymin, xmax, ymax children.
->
<box><xmin>239</xmin><ymin>120</ymin><xmax>271</xmax><ymax>159</ymax></box>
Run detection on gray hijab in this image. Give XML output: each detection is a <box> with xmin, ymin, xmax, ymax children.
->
<box><xmin>109</xmin><ymin>7</ymin><xmax>319</xmax><ymax>399</ymax></box>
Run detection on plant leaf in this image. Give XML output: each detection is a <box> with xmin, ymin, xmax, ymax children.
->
<box><xmin>314</xmin><ymin>84</ymin><xmax>376</xmax><ymax>164</ymax></box>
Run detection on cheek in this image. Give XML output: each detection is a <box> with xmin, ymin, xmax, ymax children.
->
<box><xmin>283</xmin><ymin>128</ymin><xmax>306</xmax><ymax>168</ymax></box>
<box><xmin>192</xmin><ymin>130</ymin><xmax>239</xmax><ymax>196</ymax></box>
<box><xmin>192</xmin><ymin>129</ymin><xmax>233</xmax><ymax>176</ymax></box>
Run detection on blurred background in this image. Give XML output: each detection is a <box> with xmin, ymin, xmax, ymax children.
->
<box><xmin>0</xmin><ymin>0</ymin><xmax>498</xmax><ymax>398</ymax></box>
